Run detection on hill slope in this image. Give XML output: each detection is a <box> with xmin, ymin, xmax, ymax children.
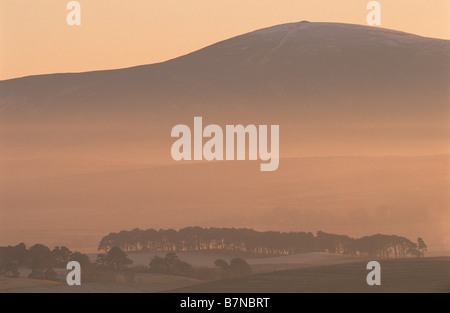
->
<box><xmin>1</xmin><ymin>22</ymin><xmax>448</xmax><ymax>120</ymax></box>
<box><xmin>0</xmin><ymin>22</ymin><xmax>449</xmax><ymax>160</ymax></box>
<box><xmin>171</xmin><ymin>257</ymin><xmax>450</xmax><ymax>293</ymax></box>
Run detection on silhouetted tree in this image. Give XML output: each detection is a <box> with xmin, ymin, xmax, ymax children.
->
<box><xmin>149</xmin><ymin>255</ymin><xmax>167</xmax><ymax>271</ymax></box>
<box><xmin>417</xmin><ymin>238</ymin><xmax>427</xmax><ymax>257</ymax></box>
<box><xmin>149</xmin><ymin>253</ymin><xmax>194</xmax><ymax>275</ymax></box>
<box><xmin>96</xmin><ymin>246</ymin><xmax>132</xmax><ymax>271</ymax></box>
<box><xmin>1</xmin><ymin>262</ymin><xmax>19</xmax><ymax>278</ymax></box>
<box><xmin>52</xmin><ymin>246</ymin><xmax>72</xmax><ymax>267</ymax></box>
<box><xmin>230</xmin><ymin>258</ymin><xmax>252</xmax><ymax>279</ymax></box>
<box><xmin>214</xmin><ymin>259</ymin><xmax>231</xmax><ymax>279</ymax></box>
<box><xmin>28</xmin><ymin>244</ymin><xmax>54</xmax><ymax>280</ymax></box>
<box><xmin>44</xmin><ymin>268</ymin><xmax>58</xmax><ymax>281</ymax></box>
<box><xmin>70</xmin><ymin>252</ymin><xmax>92</xmax><ymax>268</ymax></box>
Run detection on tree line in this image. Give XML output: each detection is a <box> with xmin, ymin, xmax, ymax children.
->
<box><xmin>148</xmin><ymin>252</ymin><xmax>252</xmax><ymax>280</ymax></box>
<box><xmin>0</xmin><ymin>243</ymin><xmax>91</xmax><ymax>280</ymax></box>
<box><xmin>98</xmin><ymin>227</ymin><xmax>427</xmax><ymax>259</ymax></box>
<box><xmin>0</xmin><ymin>242</ymin><xmax>252</xmax><ymax>282</ymax></box>
<box><xmin>0</xmin><ymin>243</ymin><xmax>133</xmax><ymax>282</ymax></box>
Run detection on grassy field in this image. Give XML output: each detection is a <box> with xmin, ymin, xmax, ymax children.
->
<box><xmin>0</xmin><ymin>277</ymin><xmax>61</xmax><ymax>291</ymax></box>
<box><xmin>2</xmin><ymin>257</ymin><xmax>448</xmax><ymax>293</ymax></box>
<box><xmin>171</xmin><ymin>257</ymin><xmax>450</xmax><ymax>293</ymax></box>
<box><xmin>0</xmin><ymin>272</ymin><xmax>203</xmax><ymax>293</ymax></box>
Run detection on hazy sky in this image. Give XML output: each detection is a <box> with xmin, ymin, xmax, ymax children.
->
<box><xmin>1</xmin><ymin>0</ymin><xmax>449</xmax><ymax>80</ymax></box>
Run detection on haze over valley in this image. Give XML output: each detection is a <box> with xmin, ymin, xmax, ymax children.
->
<box><xmin>1</xmin><ymin>22</ymin><xmax>449</xmax><ymax>252</ymax></box>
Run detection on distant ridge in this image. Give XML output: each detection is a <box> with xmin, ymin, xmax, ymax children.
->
<box><xmin>0</xmin><ymin>21</ymin><xmax>448</xmax><ymax>159</ymax></box>
<box><xmin>1</xmin><ymin>22</ymin><xmax>448</xmax><ymax>119</ymax></box>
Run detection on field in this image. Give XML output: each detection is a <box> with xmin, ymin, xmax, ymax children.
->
<box><xmin>121</xmin><ymin>251</ymin><xmax>353</xmax><ymax>273</ymax></box>
<box><xmin>2</xmin><ymin>255</ymin><xmax>448</xmax><ymax>293</ymax></box>
<box><xmin>0</xmin><ymin>273</ymin><xmax>203</xmax><ymax>293</ymax></box>
<box><xmin>172</xmin><ymin>257</ymin><xmax>450</xmax><ymax>293</ymax></box>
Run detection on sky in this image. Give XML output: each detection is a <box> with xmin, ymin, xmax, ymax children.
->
<box><xmin>0</xmin><ymin>0</ymin><xmax>449</xmax><ymax>80</ymax></box>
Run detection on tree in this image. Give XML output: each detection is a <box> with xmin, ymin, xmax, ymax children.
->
<box><xmin>96</xmin><ymin>246</ymin><xmax>132</xmax><ymax>271</ymax></box>
<box><xmin>164</xmin><ymin>252</ymin><xmax>180</xmax><ymax>269</ymax></box>
<box><xmin>28</xmin><ymin>244</ymin><xmax>54</xmax><ymax>279</ymax></box>
<box><xmin>149</xmin><ymin>253</ymin><xmax>193</xmax><ymax>275</ymax></box>
<box><xmin>44</xmin><ymin>268</ymin><xmax>58</xmax><ymax>281</ymax></box>
<box><xmin>70</xmin><ymin>252</ymin><xmax>92</xmax><ymax>268</ymax></box>
<box><xmin>230</xmin><ymin>258</ymin><xmax>252</xmax><ymax>279</ymax></box>
<box><xmin>1</xmin><ymin>262</ymin><xmax>19</xmax><ymax>278</ymax></box>
<box><xmin>214</xmin><ymin>259</ymin><xmax>230</xmax><ymax>279</ymax></box>
<box><xmin>177</xmin><ymin>261</ymin><xmax>194</xmax><ymax>274</ymax></box>
<box><xmin>8</xmin><ymin>243</ymin><xmax>28</xmax><ymax>265</ymax></box>
<box><xmin>214</xmin><ymin>259</ymin><xmax>230</xmax><ymax>271</ymax></box>
<box><xmin>417</xmin><ymin>238</ymin><xmax>427</xmax><ymax>257</ymax></box>
<box><xmin>52</xmin><ymin>246</ymin><xmax>72</xmax><ymax>267</ymax></box>
<box><xmin>149</xmin><ymin>255</ymin><xmax>167</xmax><ymax>271</ymax></box>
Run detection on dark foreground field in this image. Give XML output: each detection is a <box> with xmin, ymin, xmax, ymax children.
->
<box><xmin>172</xmin><ymin>257</ymin><xmax>450</xmax><ymax>293</ymax></box>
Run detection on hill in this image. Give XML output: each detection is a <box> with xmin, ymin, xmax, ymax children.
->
<box><xmin>171</xmin><ymin>257</ymin><xmax>450</xmax><ymax>293</ymax></box>
<box><xmin>1</xmin><ymin>22</ymin><xmax>449</xmax><ymax>161</ymax></box>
